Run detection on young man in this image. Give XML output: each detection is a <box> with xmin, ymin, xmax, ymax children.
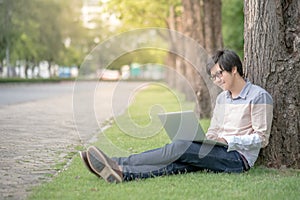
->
<box><xmin>80</xmin><ymin>49</ymin><xmax>273</xmax><ymax>183</ymax></box>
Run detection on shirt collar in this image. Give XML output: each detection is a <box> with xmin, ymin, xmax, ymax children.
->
<box><xmin>225</xmin><ymin>80</ymin><xmax>251</xmax><ymax>100</ymax></box>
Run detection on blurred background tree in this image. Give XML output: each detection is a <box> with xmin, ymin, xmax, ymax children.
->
<box><xmin>105</xmin><ymin>0</ymin><xmax>243</xmax><ymax>118</ymax></box>
<box><xmin>222</xmin><ymin>0</ymin><xmax>244</xmax><ymax>58</ymax></box>
<box><xmin>0</xmin><ymin>0</ymin><xmax>109</xmax><ymax>78</ymax></box>
<box><xmin>0</xmin><ymin>0</ymin><xmax>244</xmax><ymax>117</ymax></box>
<box><xmin>0</xmin><ymin>0</ymin><xmax>243</xmax><ymax>78</ymax></box>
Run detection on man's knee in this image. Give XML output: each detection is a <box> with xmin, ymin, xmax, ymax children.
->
<box><xmin>169</xmin><ymin>140</ymin><xmax>193</xmax><ymax>152</ymax></box>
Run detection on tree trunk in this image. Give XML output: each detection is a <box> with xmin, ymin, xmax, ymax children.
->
<box><xmin>182</xmin><ymin>0</ymin><xmax>207</xmax><ymax>114</ymax></box>
<box><xmin>244</xmin><ymin>0</ymin><xmax>300</xmax><ymax>168</ymax></box>
<box><xmin>203</xmin><ymin>0</ymin><xmax>223</xmax><ymax>55</ymax></box>
<box><xmin>34</xmin><ymin>61</ymin><xmax>40</xmax><ymax>78</ymax></box>
<box><xmin>166</xmin><ymin>5</ymin><xmax>177</xmax><ymax>88</ymax></box>
<box><xmin>25</xmin><ymin>60</ymin><xmax>29</xmax><ymax>79</ymax></box>
<box><xmin>181</xmin><ymin>0</ymin><xmax>222</xmax><ymax>118</ymax></box>
<box><xmin>166</xmin><ymin>5</ymin><xmax>184</xmax><ymax>90</ymax></box>
<box><xmin>47</xmin><ymin>60</ymin><xmax>52</xmax><ymax>78</ymax></box>
<box><xmin>0</xmin><ymin>61</ymin><xmax>3</xmax><ymax>76</ymax></box>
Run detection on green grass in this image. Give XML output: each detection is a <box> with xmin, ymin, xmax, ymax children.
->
<box><xmin>28</xmin><ymin>83</ymin><xmax>300</xmax><ymax>200</ymax></box>
<box><xmin>0</xmin><ymin>77</ymin><xmax>75</xmax><ymax>83</ymax></box>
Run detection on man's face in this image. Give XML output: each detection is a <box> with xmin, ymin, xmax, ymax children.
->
<box><xmin>210</xmin><ymin>64</ymin><xmax>233</xmax><ymax>91</ymax></box>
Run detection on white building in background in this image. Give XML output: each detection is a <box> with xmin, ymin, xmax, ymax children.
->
<box><xmin>81</xmin><ymin>0</ymin><xmax>120</xmax><ymax>31</ymax></box>
<box><xmin>81</xmin><ymin>0</ymin><xmax>103</xmax><ymax>30</ymax></box>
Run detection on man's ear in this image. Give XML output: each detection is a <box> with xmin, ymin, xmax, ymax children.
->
<box><xmin>232</xmin><ymin>66</ymin><xmax>237</xmax><ymax>74</ymax></box>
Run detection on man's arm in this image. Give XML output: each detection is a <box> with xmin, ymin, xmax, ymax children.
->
<box><xmin>223</xmin><ymin>93</ymin><xmax>273</xmax><ymax>151</ymax></box>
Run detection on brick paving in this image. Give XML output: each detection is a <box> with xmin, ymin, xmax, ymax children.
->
<box><xmin>0</xmin><ymin>81</ymin><xmax>143</xmax><ymax>200</ymax></box>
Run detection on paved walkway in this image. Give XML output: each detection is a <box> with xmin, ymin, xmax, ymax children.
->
<box><xmin>0</xmin><ymin>81</ymin><xmax>144</xmax><ymax>200</ymax></box>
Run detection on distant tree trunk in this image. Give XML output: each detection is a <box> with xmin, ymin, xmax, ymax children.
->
<box><xmin>47</xmin><ymin>60</ymin><xmax>52</xmax><ymax>78</ymax></box>
<box><xmin>33</xmin><ymin>61</ymin><xmax>40</xmax><ymax>78</ymax></box>
<box><xmin>16</xmin><ymin>62</ymin><xmax>21</xmax><ymax>78</ymax></box>
<box><xmin>166</xmin><ymin>5</ymin><xmax>176</xmax><ymax>88</ymax></box>
<box><xmin>166</xmin><ymin>5</ymin><xmax>183</xmax><ymax>89</ymax></box>
<box><xmin>181</xmin><ymin>0</ymin><xmax>222</xmax><ymax>118</ymax></box>
<box><xmin>25</xmin><ymin>60</ymin><xmax>30</xmax><ymax>79</ymax></box>
<box><xmin>244</xmin><ymin>0</ymin><xmax>300</xmax><ymax>168</ymax></box>
<box><xmin>181</xmin><ymin>0</ymin><xmax>202</xmax><ymax>102</ymax></box>
<box><xmin>0</xmin><ymin>61</ymin><xmax>3</xmax><ymax>76</ymax></box>
<box><xmin>203</xmin><ymin>0</ymin><xmax>223</xmax><ymax>55</ymax></box>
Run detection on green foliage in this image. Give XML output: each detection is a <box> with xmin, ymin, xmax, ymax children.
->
<box><xmin>105</xmin><ymin>0</ymin><xmax>244</xmax><ymax>67</ymax></box>
<box><xmin>0</xmin><ymin>0</ymin><xmax>243</xmax><ymax>74</ymax></box>
<box><xmin>222</xmin><ymin>0</ymin><xmax>244</xmax><ymax>58</ymax></box>
<box><xmin>105</xmin><ymin>0</ymin><xmax>181</xmax><ymax>31</ymax></box>
<box><xmin>0</xmin><ymin>0</ymin><xmax>103</xmax><ymax>71</ymax></box>
<box><xmin>108</xmin><ymin>49</ymin><xmax>168</xmax><ymax>70</ymax></box>
<box><xmin>99</xmin><ymin>0</ymin><xmax>183</xmax><ymax>69</ymax></box>
<box><xmin>0</xmin><ymin>0</ymin><xmax>245</xmax><ymax>76</ymax></box>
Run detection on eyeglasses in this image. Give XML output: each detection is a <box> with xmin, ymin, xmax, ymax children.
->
<box><xmin>210</xmin><ymin>70</ymin><xmax>224</xmax><ymax>81</ymax></box>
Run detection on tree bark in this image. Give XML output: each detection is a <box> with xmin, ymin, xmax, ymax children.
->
<box><xmin>25</xmin><ymin>60</ymin><xmax>29</xmax><ymax>79</ymax></box>
<box><xmin>165</xmin><ymin>0</ymin><xmax>223</xmax><ymax>118</ymax></box>
<box><xmin>47</xmin><ymin>60</ymin><xmax>52</xmax><ymax>78</ymax></box>
<box><xmin>203</xmin><ymin>0</ymin><xmax>223</xmax><ymax>55</ymax></box>
<box><xmin>244</xmin><ymin>0</ymin><xmax>300</xmax><ymax>168</ymax></box>
<box><xmin>181</xmin><ymin>0</ymin><xmax>222</xmax><ymax>118</ymax></box>
<box><xmin>166</xmin><ymin>5</ymin><xmax>178</xmax><ymax>88</ymax></box>
<box><xmin>166</xmin><ymin>5</ymin><xmax>184</xmax><ymax>90</ymax></box>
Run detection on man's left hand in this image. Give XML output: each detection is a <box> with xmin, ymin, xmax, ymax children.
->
<box><xmin>216</xmin><ymin>137</ymin><xmax>228</xmax><ymax>144</ymax></box>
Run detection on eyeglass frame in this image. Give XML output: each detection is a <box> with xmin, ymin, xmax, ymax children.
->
<box><xmin>209</xmin><ymin>69</ymin><xmax>224</xmax><ymax>81</ymax></box>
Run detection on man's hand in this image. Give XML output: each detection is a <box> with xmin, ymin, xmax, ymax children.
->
<box><xmin>216</xmin><ymin>137</ymin><xmax>228</xmax><ymax>144</ymax></box>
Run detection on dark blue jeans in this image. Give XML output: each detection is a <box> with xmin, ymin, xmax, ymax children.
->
<box><xmin>113</xmin><ymin>140</ymin><xmax>246</xmax><ymax>181</ymax></box>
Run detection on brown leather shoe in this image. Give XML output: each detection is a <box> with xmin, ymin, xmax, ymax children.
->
<box><xmin>87</xmin><ymin>146</ymin><xmax>123</xmax><ymax>183</ymax></box>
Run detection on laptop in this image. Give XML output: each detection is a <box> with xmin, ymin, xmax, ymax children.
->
<box><xmin>158</xmin><ymin>110</ymin><xmax>227</xmax><ymax>146</ymax></box>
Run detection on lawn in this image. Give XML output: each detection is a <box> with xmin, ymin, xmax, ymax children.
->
<box><xmin>28</xmin><ymin>83</ymin><xmax>300</xmax><ymax>200</ymax></box>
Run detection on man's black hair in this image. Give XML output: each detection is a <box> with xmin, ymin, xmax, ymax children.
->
<box><xmin>206</xmin><ymin>49</ymin><xmax>244</xmax><ymax>77</ymax></box>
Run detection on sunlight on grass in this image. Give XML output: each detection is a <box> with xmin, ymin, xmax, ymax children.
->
<box><xmin>28</xmin><ymin>83</ymin><xmax>300</xmax><ymax>200</ymax></box>
<box><xmin>29</xmin><ymin>156</ymin><xmax>300</xmax><ymax>200</ymax></box>
<box><xmin>95</xmin><ymin>83</ymin><xmax>197</xmax><ymax>156</ymax></box>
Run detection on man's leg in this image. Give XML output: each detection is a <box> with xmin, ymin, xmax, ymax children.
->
<box><xmin>113</xmin><ymin>140</ymin><xmax>197</xmax><ymax>181</ymax></box>
<box><xmin>176</xmin><ymin>142</ymin><xmax>245</xmax><ymax>173</ymax></box>
<box><xmin>114</xmin><ymin>140</ymin><xmax>192</xmax><ymax>166</ymax></box>
<box><xmin>114</xmin><ymin>141</ymin><xmax>245</xmax><ymax>181</ymax></box>
<box><xmin>85</xmin><ymin>142</ymin><xmax>191</xmax><ymax>183</ymax></box>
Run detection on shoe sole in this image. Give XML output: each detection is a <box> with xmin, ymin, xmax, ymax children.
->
<box><xmin>87</xmin><ymin>146</ymin><xmax>122</xmax><ymax>183</ymax></box>
<box><xmin>79</xmin><ymin>151</ymin><xmax>100</xmax><ymax>177</ymax></box>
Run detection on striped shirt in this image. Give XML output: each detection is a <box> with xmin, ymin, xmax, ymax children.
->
<box><xmin>206</xmin><ymin>81</ymin><xmax>273</xmax><ymax>167</ymax></box>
